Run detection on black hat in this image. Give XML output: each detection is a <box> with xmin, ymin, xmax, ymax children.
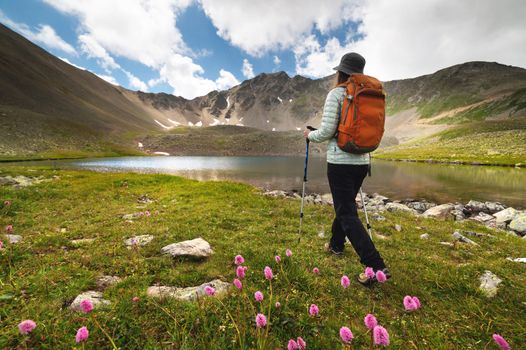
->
<box><xmin>333</xmin><ymin>52</ymin><xmax>366</xmax><ymax>75</ymax></box>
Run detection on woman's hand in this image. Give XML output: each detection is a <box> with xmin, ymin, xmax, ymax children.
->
<box><xmin>303</xmin><ymin>129</ymin><xmax>311</xmax><ymax>138</ymax></box>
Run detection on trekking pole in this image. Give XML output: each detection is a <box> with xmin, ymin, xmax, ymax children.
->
<box><xmin>359</xmin><ymin>187</ymin><xmax>372</xmax><ymax>239</ymax></box>
<box><xmin>298</xmin><ymin>126</ymin><xmax>316</xmax><ymax>243</ymax></box>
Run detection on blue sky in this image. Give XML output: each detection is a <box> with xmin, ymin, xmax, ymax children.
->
<box><xmin>1</xmin><ymin>1</ymin><xmax>525</xmax><ymax>99</ymax></box>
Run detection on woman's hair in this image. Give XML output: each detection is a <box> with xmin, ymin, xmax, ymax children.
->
<box><xmin>334</xmin><ymin>70</ymin><xmax>350</xmax><ymax>87</ymax></box>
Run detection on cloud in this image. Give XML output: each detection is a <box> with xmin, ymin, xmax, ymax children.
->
<box><xmin>273</xmin><ymin>55</ymin><xmax>281</xmax><ymax>65</ymax></box>
<box><xmin>0</xmin><ymin>10</ymin><xmax>76</xmax><ymax>55</ymax></box>
<box><xmin>59</xmin><ymin>57</ymin><xmax>86</xmax><ymax>70</ymax></box>
<box><xmin>123</xmin><ymin>70</ymin><xmax>148</xmax><ymax>91</ymax></box>
<box><xmin>294</xmin><ymin>36</ymin><xmax>351</xmax><ymax>78</ymax></box>
<box><xmin>78</xmin><ymin>34</ymin><xmax>120</xmax><ymax>71</ymax></box>
<box><xmin>95</xmin><ymin>73</ymin><xmax>119</xmax><ymax>85</ymax></box>
<box><xmin>242</xmin><ymin>58</ymin><xmax>255</xmax><ymax>79</ymax></box>
<box><xmin>215</xmin><ymin>69</ymin><xmax>240</xmax><ymax>90</ymax></box>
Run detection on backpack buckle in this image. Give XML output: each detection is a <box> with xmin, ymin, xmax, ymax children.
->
<box><xmin>347</xmin><ymin>95</ymin><xmax>353</xmax><ymax>101</ymax></box>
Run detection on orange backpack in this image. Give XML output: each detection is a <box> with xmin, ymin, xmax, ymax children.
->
<box><xmin>336</xmin><ymin>74</ymin><xmax>386</xmax><ymax>154</ymax></box>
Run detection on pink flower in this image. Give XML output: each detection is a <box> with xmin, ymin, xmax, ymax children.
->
<box><xmin>275</xmin><ymin>255</ymin><xmax>281</xmax><ymax>263</ymax></box>
<box><xmin>233</xmin><ymin>278</ymin><xmax>242</xmax><ymax>290</ymax></box>
<box><xmin>75</xmin><ymin>326</ymin><xmax>89</xmax><ymax>343</ymax></box>
<box><xmin>79</xmin><ymin>299</ymin><xmax>93</xmax><ymax>313</ymax></box>
<box><xmin>403</xmin><ymin>296</ymin><xmax>421</xmax><ymax>311</ymax></box>
<box><xmin>339</xmin><ymin>326</ymin><xmax>353</xmax><ymax>343</ymax></box>
<box><xmin>275</xmin><ymin>301</ymin><xmax>281</xmax><ymax>308</ymax></box>
<box><xmin>341</xmin><ymin>275</ymin><xmax>350</xmax><ymax>289</ymax></box>
<box><xmin>132</xmin><ymin>296</ymin><xmax>140</xmax><ymax>303</ymax></box>
<box><xmin>255</xmin><ymin>291</ymin><xmax>264</xmax><ymax>302</ymax></box>
<box><xmin>309</xmin><ymin>304</ymin><xmax>319</xmax><ymax>316</ymax></box>
<box><xmin>145</xmin><ymin>210</ymin><xmax>151</xmax><ymax>217</ymax></box>
<box><xmin>18</xmin><ymin>320</ymin><xmax>36</xmax><ymax>335</ymax></box>
<box><xmin>286</xmin><ymin>249</ymin><xmax>292</xmax><ymax>257</ymax></box>
<box><xmin>236</xmin><ymin>265</ymin><xmax>246</xmax><ymax>279</ymax></box>
<box><xmin>412</xmin><ymin>296</ymin><xmax>421</xmax><ymax>309</ymax></box>
<box><xmin>296</xmin><ymin>337</ymin><xmax>306</xmax><ymax>349</ymax></box>
<box><xmin>0</xmin><ymin>240</ymin><xmax>3</xmax><ymax>250</ymax></box>
<box><xmin>312</xmin><ymin>267</ymin><xmax>320</xmax><ymax>274</ymax></box>
<box><xmin>234</xmin><ymin>255</ymin><xmax>245</xmax><ymax>265</ymax></box>
<box><xmin>364</xmin><ymin>314</ymin><xmax>378</xmax><ymax>330</ymax></box>
<box><xmin>204</xmin><ymin>286</ymin><xmax>215</xmax><ymax>296</ymax></box>
<box><xmin>255</xmin><ymin>313</ymin><xmax>267</xmax><ymax>328</ymax></box>
<box><xmin>365</xmin><ymin>267</ymin><xmax>375</xmax><ymax>279</ymax></box>
<box><xmin>373</xmin><ymin>326</ymin><xmax>390</xmax><ymax>346</ymax></box>
<box><xmin>4</xmin><ymin>200</ymin><xmax>11</xmax><ymax>206</ymax></box>
<box><xmin>5</xmin><ymin>224</ymin><xmax>13</xmax><ymax>234</ymax></box>
<box><xmin>492</xmin><ymin>334</ymin><xmax>510</xmax><ymax>350</ymax></box>
<box><xmin>287</xmin><ymin>339</ymin><xmax>298</xmax><ymax>350</ymax></box>
<box><xmin>264</xmin><ymin>266</ymin><xmax>273</xmax><ymax>280</ymax></box>
<box><xmin>376</xmin><ymin>270</ymin><xmax>387</xmax><ymax>283</ymax></box>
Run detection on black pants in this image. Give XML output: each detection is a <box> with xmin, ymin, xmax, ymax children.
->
<box><xmin>327</xmin><ymin>163</ymin><xmax>386</xmax><ymax>271</ymax></box>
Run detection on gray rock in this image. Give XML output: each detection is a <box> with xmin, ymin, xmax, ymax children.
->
<box><xmin>509</xmin><ymin>213</ymin><xmax>526</xmax><ymax>236</ymax></box>
<box><xmin>70</xmin><ymin>291</ymin><xmax>111</xmax><ymax>312</ymax></box>
<box><xmin>485</xmin><ymin>202</ymin><xmax>505</xmax><ymax>214</ymax></box>
<box><xmin>439</xmin><ymin>241</ymin><xmax>454</xmax><ymax>247</ymax></box>
<box><xmin>479</xmin><ymin>271</ymin><xmax>502</xmax><ymax>298</ymax></box>
<box><xmin>506</xmin><ymin>257</ymin><xmax>526</xmax><ymax>263</ymax></box>
<box><xmin>452</xmin><ymin>231</ymin><xmax>479</xmax><ymax>246</ymax></box>
<box><xmin>372</xmin><ymin>213</ymin><xmax>386</xmax><ymax>221</ymax></box>
<box><xmin>96</xmin><ymin>276</ymin><xmax>122</xmax><ymax>291</ymax></box>
<box><xmin>320</xmin><ymin>193</ymin><xmax>333</xmax><ymax>205</ymax></box>
<box><xmin>385</xmin><ymin>202</ymin><xmax>418</xmax><ymax>214</ymax></box>
<box><xmin>422</xmin><ymin>203</ymin><xmax>455</xmax><ymax>220</ymax></box>
<box><xmin>493</xmin><ymin>207</ymin><xmax>518</xmax><ymax>224</ymax></box>
<box><xmin>450</xmin><ymin>209</ymin><xmax>466</xmax><ymax>221</ymax></box>
<box><xmin>5</xmin><ymin>234</ymin><xmax>22</xmax><ymax>244</ymax></box>
<box><xmin>147</xmin><ymin>279</ymin><xmax>230</xmax><ymax>301</ymax></box>
<box><xmin>406</xmin><ymin>201</ymin><xmax>436</xmax><ymax>213</ymax></box>
<box><xmin>122</xmin><ymin>212</ymin><xmax>145</xmax><ymax>220</ymax></box>
<box><xmin>394</xmin><ymin>224</ymin><xmax>402</xmax><ymax>232</ymax></box>
<box><xmin>372</xmin><ymin>193</ymin><xmax>389</xmax><ymax>202</ymax></box>
<box><xmin>470</xmin><ymin>212</ymin><xmax>496</xmax><ymax>225</ymax></box>
<box><xmin>264</xmin><ymin>190</ymin><xmax>287</xmax><ymax>198</ymax></box>
<box><xmin>0</xmin><ymin>175</ymin><xmax>50</xmax><ymax>187</ymax></box>
<box><xmin>465</xmin><ymin>200</ymin><xmax>487</xmax><ymax>213</ymax></box>
<box><xmin>161</xmin><ymin>237</ymin><xmax>213</xmax><ymax>258</ymax></box>
<box><xmin>124</xmin><ymin>235</ymin><xmax>154</xmax><ymax>248</ymax></box>
<box><xmin>420</xmin><ymin>233</ymin><xmax>430</xmax><ymax>240</ymax></box>
<box><xmin>0</xmin><ymin>177</ymin><xmax>17</xmax><ymax>186</ymax></box>
<box><xmin>71</xmin><ymin>238</ymin><xmax>96</xmax><ymax>246</ymax></box>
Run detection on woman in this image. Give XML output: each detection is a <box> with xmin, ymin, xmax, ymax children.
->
<box><xmin>304</xmin><ymin>52</ymin><xmax>390</xmax><ymax>286</ymax></box>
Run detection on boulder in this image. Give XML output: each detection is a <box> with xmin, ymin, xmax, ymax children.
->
<box><xmin>422</xmin><ymin>204</ymin><xmax>455</xmax><ymax>220</ymax></box>
<box><xmin>470</xmin><ymin>212</ymin><xmax>496</xmax><ymax>225</ymax></box>
<box><xmin>479</xmin><ymin>271</ymin><xmax>502</xmax><ymax>298</ymax></box>
<box><xmin>5</xmin><ymin>234</ymin><xmax>22</xmax><ymax>244</ymax></box>
<box><xmin>420</xmin><ymin>233</ymin><xmax>430</xmax><ymax>240</ymax></box>
<box><xmin>385</xmin><ymin>203</ymin><xmax>418</xmax><ymax>214</ymax></box>
<box><xmin>406</xmin><ymin>201</ymin><xmax>436</xmax><ymax>213</ymax></box>
<box><xmin>506</xmin><ymin>257</ymin><xmax>526</xmax><ymax>263</ymax></box>
<box><xmin>147</xmin><ymin>279</ymin><xmax>230</xmax><ymax>301</ymax></box>
<box><xmin>465</xmin><ymin>200</ymin><xmax>487</xmax><ymax>213</ymax></box>
<box><xmin>509</xmin><ymin>213</ymin><xmax>526</xmax><ymax>236</ymax></box>
<box><xmin>264</xmin><ymin>190</ymin><xmax>287</xmax><ymax>198</ymax></box>
<box><xmin>372</xmin><ymin>213</ymin><xmax>386</xmax><ymax>221</ymax></box>
<box><xmin>493</xmin><ymin>207</ymin><xmax>518</xmax><ymax>224</ymax></box>
<box><xmin>450</xmin><ymin>209</ymin><xmax>466</xmax><ymax>221</ymax></box>
<box><xmin>484</xmin><ymin>202</ymin><xmax>505</xmax><ymax>214</ymax></box>
<box><xmin>320</xmin><ymin>193</ymin><xmax>333</xmax><ymax>205</ymax></box>
<box><xmin>124</xmin><ymin>235</ymin><xmax>154</xmax><ymax>248</ymax></box>
<box><xmin>70</xmin><ymin>291</ymin><xmax>111</xmax><ymax>312</ymax></box>
<box><xmin>452</xmin><ymin>231</ymin><xmax>479</xmax><ymax>246</ymax></box>
<box><xmin>161</xmin><ymin>237</ymin><xmax>213</xmax><ymax>258</ymax></box>
<box><xmin>96</xmin><ymin>276</ymin><xmax>122</xmax><ymax>291</ymax></box>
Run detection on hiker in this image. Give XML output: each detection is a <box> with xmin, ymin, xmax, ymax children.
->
<box><xmin>303</xmin><ymin>52</ymin><xmax>390</xmax><ymax>286</ymax></box>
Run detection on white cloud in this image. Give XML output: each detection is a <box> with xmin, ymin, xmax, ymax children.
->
<box><xmin>242</xmin><ymin>58</ymin><xmax>255</xmax><ymax>79</ymax></box>
<box><xmin>0</xmin><ymin>10</ymin><xmax>76</xmax><ymax>55</ymax></box>
<box><xmin>273</xmin><ymin>55</ymin><xmax>281</xmax><ymax>65</ymax></box>
<box><xmin>59</xmin><ymin>57</ymin><xmax>86</xmax><ymax>70</ymax></box>
<box><xmin>215</xmin><ymin>69</ymin><xmax>240</xmax><ymax>90</ymax></box>
<box><xmin>95</xmin><ymin>73</ymin><xmax>119</xmax><ymax>86</ymax></box>
<box><xmin>294</xmin><ymin>36</ymin><xmax>351</xmax><ymax>78</ymax></box>
<box><xmin>123</xmin><ymin>70</ymin><xmax>148</xmax><ymax>91</ymax></box>
<box><xmin>78</xmin><ymin>34</ymin><xmax>120</xmax><ymax>71</ymax></box>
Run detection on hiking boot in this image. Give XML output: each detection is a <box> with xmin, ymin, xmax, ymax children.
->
<box><xmin>357</xmin><ymin>268</ymin><xmax>391</xmax><ymax>287</ymax></box>
<box><xmin>324</xmin><ymin>242</ymin><xmax>344</xmax><ymax>256</ymax></box>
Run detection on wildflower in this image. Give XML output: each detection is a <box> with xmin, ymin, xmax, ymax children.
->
<box><xmin>373</xmin><ymin>325</ymin><xmax>390</xmax><ymax>346</ymax></box>
<box><xmin>18</xmin><ymin>320</ymin><xmax>36</xmax><ymax>335</ymax></box>
<box><xmin>132</xmin><ymin>296</ymin><xmax>140</xmax><ymax>303</ymax></box>
<box><xmin>255</xmin><ymin>291</ymin><xmax>264</xmax><ymax>302</ymax></box>
<box><xmin>5</xmin><ymin>224</ymin><xmax>13</xmax><ymax>234</ymax></box>
<box><xmin>365</xmin><ymin>267</ymin><xmax>375</xmax><ymax>279</ymax></box>
<box><xmin>0</xmin><ymin>240</ymin><xmax>3</xmax><ymax>250</ymax></box>
<box><xmin>312</xmin><ymin>267</ymin><xmax>320</xmax><ymax>274</ymax></box>
<box><xmin>296</xmin><ymin>337</ymin><xmax>306</xmax><ymax>349</ymax></box>
<box><xmin>275</xmin><ymin>301</ymin><xmax>281</xmax><ymax>308</ymax></box>
<box><xmin>236</xmin><ymin>265</ymin><xmax>246</xmax><ymax>279</ymax></box>
<box><xmin>309</xmin><ymin>304</ymin><xmax>319</xmax><ymax>316</ymax></box>
<box><xmin>145</xmin><ymin>210</ymin><xmax>151</xmax><ymax>217</ymax></box>
<box><xmin>492</xmin><ymin>334</ymin><xmax>510</xmax><ymax>350</ymax></box>
<box><xmin>233</xmin><ymin>278</ymin><xmax>242</xmax><ymax>290</ymax></box>
<box><xmin>204</xmin><ymin>286</ymin><xmax>215</xmax><ymax>296</ymax></box>
<box><xmin>376</xmin><ymin>270</ymin><xmax>387</xmax><ymax>283</ymax></box>
<box><xmin>264</xmin><ymin>266</ymin><xmax>273</xmax><ymax>280</ymax></box>
<box><xmin>403</xmin><ymin>296</ymin><xmax>420</xmax><ymax>311</ymax></box>
<box><xmin>234</xmin><ymin>255</ymin><xmax>245</xmax><ymax>265</ymax></box>
<box><xmin>412</xmin><ymin>296</ymin><xmax>421</xmax><ymax>309</ymax></box>
<box><xmin>339</xmin><ymin>326</ymin><xmax>353</xmax><ymax>343</ymax></box>
<box><xmin>341</xmin><ymin>275</ymin><xmax>350</xmax><ymax>289</ymax></box>
<box><xmin>255</xmin><ymin>313</ymin><xmax>267</xmax><ymax>328</ymax></box>
<box><xmin>4</xmin><ymin>200</ymin><xmax>11</xmax><ymax>206</ymax></box>
<box><xmin>364</xmin><ymin>314</ymin><xmax>378</xmax><ymax>330</ymax></box>
<box><xmin>75</xmin><ymin>326</ymin><xmax>89</xmax><ymax>343</ymax></box>
<box><xmin>275</xmin><ymin>255</ymin><xmax>281</xmax><ymax>263</ymax></box>
<box><xmin>79</xmin><ymin>299</ymin><xmax>93</xmax><ymax>313</ymax></box>
<box><xmin>287</xmin><ymin>339</ymin><xmax>298</xmax><ymax>350</ymax></box>
<box><xmin>286</xmin><ymin>249</ymin><xmax>292</xmax><ymax>257</ymax></box>
<box><xmin>154</xmin><ymin>210</ymin><xmax>159</xmax><ymax>215</ymax></box>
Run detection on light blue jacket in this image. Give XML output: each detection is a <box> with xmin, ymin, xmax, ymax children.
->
<box><xmin>308</xmin><ymin>87</ymin><xmax>369</xmax><ymax>165</ymax></box>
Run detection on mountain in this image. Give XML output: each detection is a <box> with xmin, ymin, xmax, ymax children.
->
<box><xmin>0</xmin><ymin>23</ymin><xmax>525</xmax><ymax>161</ymax></box>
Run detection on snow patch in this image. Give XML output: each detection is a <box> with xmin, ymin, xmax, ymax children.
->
<box><xmin>209</xmin><ymin>118</ymin><xmax>220</xmax><ymax>126</ymax></box>
<box><xmin>239</xmin><ymin>117</ymin><xmax>243</xmax><ymax>122</ymax></box>
<box><xmin>236</xmin><ymin>123</ymin><xmax>244</xmax><ymax>127</ymax></box>
<box><xmin>226</xmin><ymin>96</ymin><xmax>230</xmax><ymax>109</ymax></box>
<box><xmin>295</xmin><ymin>127</ymin><xmax>301</xmax><ymax>131</ymax></box>
<box><xmin>289</xmin><ymin>99</ymin><xmax>293</xmax><ymax>103</ymax></box>
<box><xmin>168</xmin><ymin>119</ymin><xmax>181</xmax><ymax>126</ymax></box>
<box><xmin>277</xmin><ymin>96</ymin><xmax>283</xmax><ymax>103</ymax></box>
<box><xmin>154</xmin><ymin>120</ymin><xmax>173</xmax><ymax>130</ymax></box>
<box><xmin>188</xmin><ymin>121</ymin><xmax>194</xmax><ymax>126</ymax></box>
<box><xmin>195</xmin><ymin>121</ymin><xmax>203</xmax><ymax>127</ymax></box>
<box><xmin>153</xmin><ymin>152</ymin><xmax>170</xmax><ymax>156</ymax></box>
<box><xmin>138</xmin><ymin>142</ymin><xmax>144</xmax><ymax>148</ymax></box>
<box><xmin>266</xmin><ymin>120</ymin><xmax>270</xmax><ymax>123</ymax></box>
<box><xmin>272</xmin><ymin>128</ymin><xmax>276</xmax><ymax>131</ymax></box>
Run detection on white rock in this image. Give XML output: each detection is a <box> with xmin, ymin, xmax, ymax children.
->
<box><xmin>70</xmin><ymin>291</ymin><xmax>111</xmax><ymax>312</ymax></box>
<box><xmin>385</xmin><ymin>202</ymin><xmax>418</xmax><ymax>214</ymax></box>
<box><xmin>506</xmin><ymin>257</ymin><xmax>526</xmax><ymax>263</ymax></box>
<box><xmin>71</xmin><ymin>238</ymin><xmax>95</xmax><ymax>246</ymax></box>
<box><xmin>493</xmin><ymin>207</ymin><xmax>518</xmax><ymax>224</ymax></box>
<box><xmin>96</xmin><ymin>276</ymin><xmax>122</xmax><ymax>290</ymax></box>
<box><xmin>452</xmin><ymin>231</ymin><xmax>479</xmax><ymax>246</ymax></box>
<box><xmin>470</xmin><ymin>212</ymin><xmax>495</xmax><ymax>223</ymax></box>
<box><xmin>439</xmin><ymin>242</ymin><xmax>454</xmax><ymax>247</ymax></box>
<box><xmin>422</xmin><ymin>203</ymin><xmax>455</xmax><ymax>220</ymax></box>
<box><xmin>124</xmin><ymin>235</ymin><xmax>154</xmax><ymax>248</ymax></box>
<box><xmin>161</xmin><ymin>237</ymin><xmax>213</xmax><ymax>258</ymax></box>
<box><xmin>394</xmin><ymin>224</ymin><xmax>402</xmax><ymax>232</ymax></box>
<box><xmin>320</xmin><ymin>193</ymin><xmax>333</xmax><ymax>205</ymax></box>
<box><xmin>509</xmin><ymin>213</ymin><xmax>526</xmax><ymax>235</ymax></box>
<box><xmin>147</xmin><ymin>279</ymin><xmax>230</xmax><ymax>301</ymax></box>
<box><xmin>479</xmin><ymin>271</ymin><xmax>502</xmax><ymax>298</ymax></box>
<box><xmin>420</xmin><ymin>233</ymin><xmax>430</xmax><ymax>240</ymax></box>
<box><xmin>5</xmin><ymin>234</ymin><xmax>22</xmax><ymax>244</ymax></box>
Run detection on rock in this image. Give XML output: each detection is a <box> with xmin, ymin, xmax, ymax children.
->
<box><xmin>71</xmin><ymin>238</ymin><xmax>96</xmax><ymax>246</ymax></box>
<box><xmin>484</xmin><ymin>202</ymin><xmax>505</xmax><ymax>214</ymax></box>
<box><xmin>0</xmin><ymin>175</ymin><xmax>50</xmax><ymax>187</ymax></box>
<box><xmin>5</xmin><ymin>234</ymin><xmax>22</xmax><ymax>244</ymax></box>
<box><xmin>124</xmin><ymin>235</ymin><xmax>154</xmax><ymax>248</ymax></box>
<box><xmin>465</xmin><ymin>200</ymin><xmax>487</xmax><ymax>213</ymax></box>
<box><xmin>320</xmin><ymin>193</ymin><xmax>333</xmax><ymax>205</ymax></box>
<box><xmin>394</xmin><ymin>224</ymin><xmax>402</xmax><ymax>232</ymax></box>
<box><xmin>420</xmin><ymin>233</ymin><xmax>430</xmax><ymax>240</ymax></box>
<box><xmin>70</xmin><ymin>291</ymin><xmax>111</xmax><ymax>312</ymax></box>
<box><xmin>508</xmin><ymin>213</ymin><xmax>526</xmax><ymax>236</ymax></box>
<box><xmin>493</xmin><ymin>207</ymin><xmax>518</xmax><ymax>224</ymax></box>
<box><xmin>0</xmin><ymin>177</ymin><xmax>18</xmax><ymax>186</ymax></box>
<box><xmin>161</xmin><ymin>237</ymin><xmax>213</xmax><ymax>258</ymax></box>
<box><xmin>122</xmin><ymin>212</ymin><xmax>145</xmax><ymax>220</ymax></box>
<box><xmin>385</xmin><ymin>203</ymin><xmax>418</xmax><ymax>214</ymax></box>
<box><xmin>506</xmin><ymin>257</ymin><xmax>526</xmax><ymax>263</ymax></box>
<box><xmin>372</xmin><ymin>213</ymin><xmax>385</xmax><ymax>221</ymax></box>
<box><xmin>450</xmin><ymin>209</ymin><xmax>466</xmax><ymax>221</ymax></box>
<box><xmin>439</xmin><ymin>242</ymin><xmax>454</xmax><ymax>247</ymax></box>
<box><xmin>422</xmin><ymin>204</ymin><xmax>455</xmax><ymax>220</ymax></box>
<box><xmin>264</xmin><ymin>190</ymin><xmax>287</xmax><ymax>198</ymax></box>
<box><xmin>96</xmin><ymin>276</ymin><xmax>122</xmax><ymax>291</ymax></box>
<box><xmin>137</xmin><ymin>194</ymin><xmax>154</xmax><ymax>204</ymax></box>
<box><xmin>479</xmin><ymin>271</ymin><xmax>502</xmax><ymax>298</ymax></box>
<box><xmin>452</xmin><ymin>231</ymin><xmax>479</xmax><ymax>246</ymax></box>
<box><xmin>147</xmin><ymin>279</ymin><xmax>230</xmax><ymax>301</ymax></box>
<box><xmin>406</xmin><ymin>201</ymin><xmax>436</xmax><ymax>213</ymax></box>
<box><xmin>318</xmin><ymin>230</ymin><xmax>325</xmax><ymax>238</ymax></box>
<box><xmin>470</xmin><ymin>212</ymin><xmax>496</xmax><ymax>226</ymax></box>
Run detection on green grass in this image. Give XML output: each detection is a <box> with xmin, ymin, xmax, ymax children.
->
<box><xmin>1</xmin><ymin>168</ymin><xmax>525</xmax><ymax>349</ymax></box>
<box><xmin>376</xmin><ymin>118</ymin><xmax>526</xmax><ymax>166</ymax></box>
